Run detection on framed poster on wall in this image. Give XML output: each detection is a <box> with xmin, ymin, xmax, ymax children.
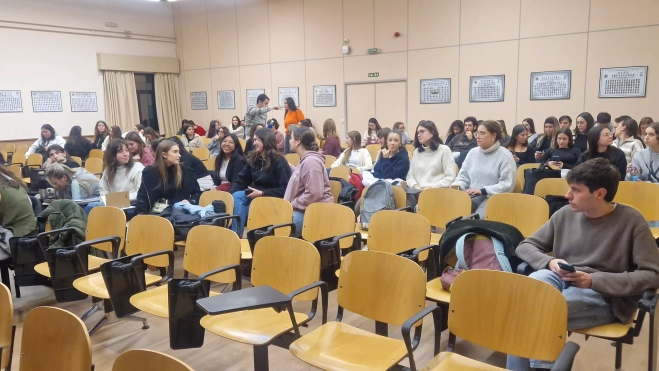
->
<box><xmin>190</xmin><ymin>91</ymin><xmax>208</xmax><ymax>110</ymax></box>
<box><xmin>70</xmin><ymin>92</ymin><xmax>98</xmax><ymax>112</ymax></box>
<box><xmin>599</xmin><ymin>66</ymin><xmax>648</xmax><ymax>98</ymax></box>
<box><xmin>530</xmin><ymin>70</ymin><xmax>571</xmax><ymax>100</ymax></box>
<box><xmin>246</xmin><ymin>89</ymin><xmax>266</xmax><ymax>107</ymax></box>
<box><xmin>313</xmin><ymin>85</ymin><xmax>336</xmax><ymax>107</ymax></box>
<box><xmin>469</xmin><ymin>75</ymin><xmax>505</xmax><ymax>102</ymax></box>
<box><xmin>278</xmin><ymin>87</ymin><xmax>299</xmax><ymax>107</ymax></box>
<box><xmin>31</xmin><ymin>91</ymin><xmax>62</xmax><ymax>112</ymax></box>
<box><xmin>0</xmin><ymin>90</ymin><xmax>22</xmax><ymax>113</ymax></box>
<box><xmin>420</xmin><ymin>78</ymin><xmax>451</xmax><ymax>104</ymax></box>
<box><xmin>217</xmin><ymin>90</ymin><xmax>235</xmax><ymax>109</ymax></box>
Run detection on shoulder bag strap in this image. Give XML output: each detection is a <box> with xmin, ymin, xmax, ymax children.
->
<box><xmin>491</xmin><ymin>236</ymin><xmax>513</xmax><ymax>272</ymax></box>
<box><xmin>455</xmin><ymin>233</ymin><xmax>473</xmax><ymax>270</ymax></box>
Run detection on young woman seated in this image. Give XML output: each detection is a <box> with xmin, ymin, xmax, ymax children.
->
<box><xmin>393</xmin><ymin>122</ymin><xmax>412</xmax><ymax>144</ymax></box>
<box><xmin>522</xmin><ymin>118</ymin><xmax>538</xmax><ymax>145</ymax></box>
<box><xmin>573</xmin><ymin>112</ymin><xmax>595</xmax><ymax>154</ymax></box>
<box><xmin>371</xmin><ymin>130</ymin><xmax>410</xmax><ymax>181</ymax></box>
<box><xmin>537</xmin><ymin>128</ymin><xmax>583</xmax><ymax>169</ymax></box>
<box><xmin>181</xmin><ymin>123</ymin><xmax>203</xmax><ymax>152</ymax></box>
<box><xmin>64</xmin><ymin>126</ymin><xmax>94</xmax><ymax>159</ymax></box>
<box><xmin>531</xmin><ymin>117</ymin><xmax>557</xmax><ymax>159</ymax></box>
<box><xmin>0</xmin><ymin>165</ymin><xmax>37</xmax><ymax>261</ymax></box>
<box><xmin>229</xmin><ymin>128</ymin><xmax>292</xmax><ymax>236</ymax></box>
<box><xmin>26</xmin><ymin>124</ymin><xmax>67</xmax><ymax>159</ymax></box>
<box><xmin>42</xmin><ymin>145</ymin><xmax>81</xmax><ymax>169</ymax></box>
<box><xmin>374</xmin><ymin>128</ymin><xmax>391</xmax><ymax>162</ymax></box>
<box><xmin>102</xmin><ymin>126</ymin><xmax>123</xmax><ymax>152</ymax></box>
<box><xmin>207</xmin><ymin>126</ymin><xmax>230</xmax><ymax>158</ymax></box>
<box><xmin>284</xmin><ymin>127</ymin><xmax>334</xmax><ymax>237</ymax></box>
<box><xmin>406</xmin><ymin>120</ymin><xmax>456</xmax><ymax>190</ymax></box>
<box><xmin>143</xmin><ymin>127</ymin><xmax>158</xmax><ymax>149</ymax></box>
<box><xmin>498</xmin><ymin>120</ymin><xmax>511</xmax><ymax>146</ymax></box>
<box><xmin>450</xmin><ymin>120</ymin><xmax>516</xmax><ymax>218</ymax></box>
<box><xmin>506</xmin><ymin>124</ymin><xmax>535</xmax><ymax>166</ymax></box>
<box><xmin>229</xmin><ymin>115</ymin><xmax>244</xmax><ymax>138</ymax></box>
<box><xmin>206</xmin><ymin>119</ymin><xmax>220</xmax><ymax>139</ymax></box>
<box><xmin>212</xmin><ymin>133</ymin><xmax>247</xmax><ymax>191</ymax></box>
<box><xmin>135</xmin><ymin>140</ymin><xmax>200</xmax><ymax>215</ymax></box>
<box><xmin>362</xmin><ymin>118</ymin><xmax>381</xmax><ymax>147</ymax></box>
<box><xmin>125</xmin><ymin>132</ymin><xmax>155</xmax><ymax>167</ymax></box>
<box><xmin>330</xmin><ymin>131</ymin><xmax>373</xmax><ymax>172</ymax></box>
<box><xmin>268</xmin><ymin>119</ymin><xmax>285</xmax><ymax>152</ymax></box>
<box><xmin>445</xmin><ymin>120</ymin><xmax>464</xmax><ymax>146</ymax></box>
<box><xmin>612</xmin><ymin>116</ymin><xmax>644</xmax><ymax>165</ymax></box>
<box><xmin>322</xmin><ymin>119</ymin><xmax>342</xmax><ymax>158</ymax></box>
<box><xmin>584</xmin><ymin>125</ymin><xmax>627</xmax><ymax>180</ymax></box>
<box><xmin>92</xmin><ymin>121</ymin><xmax>109</xmax><ymax>150</ymax></box>
<box><xmin>627</xmin><ymin>122</ymin><xmax>659</xmax><ymax>183</ymax></box>
<box><xmin>244</xmin><ymin>124</ymin><xmax>264</xmax><ymax>153</ymax></box>
<box><xmin>45</xmin><ymin>162</ymin><xmax>100</xmax><ymax>200</ymax></box>
<box><xmin>167</xmin><ymin>136</ymin><xmax>214</xmax><ymax>191</ymax></box>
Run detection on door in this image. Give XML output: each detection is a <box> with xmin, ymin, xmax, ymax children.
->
<box><xmin>346</xmin><ymin>84</ymin><xmax>375</xmax><ymax>139</ymax></box>
<box><xmin>346</xmin><ymin>81</ymin><xmax>407</xmax><ymax>140</ymax></box>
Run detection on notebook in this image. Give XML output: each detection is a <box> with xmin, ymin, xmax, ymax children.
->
<box><xmin>102</xmin><ymin>191</ymin><xmax>130</xmax><ymax>208</ymax></box>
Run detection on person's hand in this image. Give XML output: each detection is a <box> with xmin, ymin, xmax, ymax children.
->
<box><xmin>413</xmin><ymin>184</ymin><xmax>421</xmax><ymax>190</ymax></box>
<box><xmin>561</xmin><ymin>271</ymin><xmax>593</xmax><ymax>288</ymax></box>
<box><xmin>180</xmin><ymin>200</ymin><xmax>190</xmax><ymax>204</ymax></box>
<box><xmin>548</xmin><ymin>258</ymin><xmax>570</xmax><ymax>277</ymax></box>
<box><xmin>273</xmin><ymin>106</ymin><xmax>281</xmax><ymax>110</ymax></box>
<box><xmin>214</xmin><ymin>134</ymin><xmax>220</xmax><ymax>141</ymax></box>
<box><xmin>627</xmin><ymin>164</ymin><xmax>638</xmax><ymax>175</ymax></box>
<box><xmin>534</xmin><ymin>152</ymin><xmax>542</xmax><ymax>160</ymax></box>
<box><xmin>548</xmin><ymin>161</ymin><xmax>563</xmax><ymax>169</ymax></box>
<box><xmin>465</xmin><ymin>131</ymin><xmax>473</xmax><ymax>140</ymax></box>
<box><xmin>513</xmin><ymin>155</ymin><xmax>519</xmax><ymax>163</ymax></box>
<box><xmin>465</xmin><ymin>188</ymin><xmax>481</xmax><ymax>196</ymax></box>
<box><xmin>380</xmin><ymin>149</ymin><xmax>390</xmax><ymax>158</ymax></box>
<box><xmin>246</xmin><ymin>187</ymin><xmax>263</xmax><ymax>199</ymax></box>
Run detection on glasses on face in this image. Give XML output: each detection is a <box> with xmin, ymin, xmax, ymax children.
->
<box><xmin>474</xmin><ymin>131</ymin><xmax>489</xmax><ymax>138</ymax></box>
<box><xmin>601</xmin><ymin>132</ymin><xmax>613</xmax><ymax>138</ymax></box>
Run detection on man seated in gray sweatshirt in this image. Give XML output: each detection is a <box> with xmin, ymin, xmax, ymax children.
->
<box><xmin>507</xmin><ymin>158</ymin><xmax>659</xmax><ymax>370</ymax></box>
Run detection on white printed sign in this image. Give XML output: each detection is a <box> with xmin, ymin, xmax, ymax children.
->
<box><xmin>217</xmin><ymin>90</ymin><xmax>235</xmax><ymax>109</ymax></box>
<box><xmin>191</xmin><ymin>91</ymin><xmax>208</xmax><ymax>110</ymax></box>
<box><xmin>32</xmin><ymin>91</ymin><xmax>63</xmax><ymax>112</ymax></box>
<box><xmin>278</xmin><ymin>87</ymin><xmax>299</xmax><ymax>107</ymax></box>
<box><xmin>469</xmin><ymin>75</ymin><xmax>505</xmax><ymax>102</ymax></box>
<box><xmin>70</xmin><ymin>92</ymin><xmax>98</xmax><ymax>112</ymax></box>
<box><xmin>246</xmin><ymin>89</ymin><xmax>266</xmax><ymax>107</ymax></box>
<box><xmin>599</xmin><ymin>66</ymin><xmax>648</xmax><ymax>98</ymax></box>
<box><xmin>420</xmin><ymin>78</ymin><xmax>451</xmax><ymax>104</ymax></box>
<box><xmin>0</xmin><ymin>90</ymin><xmax>22</xmax><ymax>113</ymax></box>
<box><xmin>313</xmin><ymin>85</ymin><xmax>336</xmax><ymax>107</ymax></box>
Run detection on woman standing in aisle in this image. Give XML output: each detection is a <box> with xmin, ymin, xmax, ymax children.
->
<box><xmin>283</xmin><ymin>97</ymin><xmax>305</xmax><ymax>154</ymax></box>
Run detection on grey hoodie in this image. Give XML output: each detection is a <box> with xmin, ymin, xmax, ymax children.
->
<box><xmin>627</xmin><ymin>147</ymin><xmax>659</xmax><ymax>183</ymax></box>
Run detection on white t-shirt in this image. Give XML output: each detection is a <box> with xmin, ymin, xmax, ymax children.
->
<box><xmin>219</xmin><ymin>158</ymin><xmax>230</xmax><ymax>184</ymax></box>
<box><xmin>347</xmin><ymin>150</ymin><xmax>362</xmax><ymax>167</ymax></box>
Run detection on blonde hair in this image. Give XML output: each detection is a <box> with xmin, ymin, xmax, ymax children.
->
<box><xmin>45</xmin><ymin>162</ymin><xmax>95</xmax><ymax>198</ymax></box>
<box><xmin>323</xmin><ymin>119</ymin><xmax>339</xmax><ymax>139</ymax></box>
<box><xmin>153</xmin><ymin>140</ymin><xmax>182</xmax><ymax>190</ymax></box>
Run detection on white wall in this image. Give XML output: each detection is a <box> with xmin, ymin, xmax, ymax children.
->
<box><xmin>0</xmin><ymin>0</ymin><xmax>177</xmax><ymax>140</ymax></box>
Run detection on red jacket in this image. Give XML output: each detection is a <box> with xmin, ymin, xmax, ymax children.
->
<box><xmin>194</xmin><ymin>126</ymin><xmax>206</xmax><ymax>137</ymax></box>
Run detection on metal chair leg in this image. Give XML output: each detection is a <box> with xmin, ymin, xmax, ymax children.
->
<box><xmin>87</xmin><ymin>313</ymin><xmax>110</xmax><ymax>336</ymax></box>
<box><xmin>615</xmin><ymin>341</ymin><xmax>623</xmax><ymax>370</ymax></box>
<box><xmin>80</xmin><ymin>302</ymin><xmax>102</xmax><ymax>321</ymax></box>
<box><xmin>253</xmin><ymin>345</ymin><xmax>269</xmax><ymax>371</ymax></box>
<box><xmin>122</xmin><ymin>315</ymin><xmax>149</xmax><ymax>330</ymax></box>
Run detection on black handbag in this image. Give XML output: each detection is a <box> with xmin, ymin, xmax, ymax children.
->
<box><xmin>545</xmin><ymin>195</ymin><xmax>570</xmax><ymax>216</ymax></box>
<box><xmin>523</xmin><ymin>165</ymin><xmax>561</xmax><ymax>195</ymax></box>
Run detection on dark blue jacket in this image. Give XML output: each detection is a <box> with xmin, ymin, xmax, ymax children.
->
<box><xmin>373</xmin><ymin>146</ymin><xmax>410</xmax><ymax>180</ymax></box>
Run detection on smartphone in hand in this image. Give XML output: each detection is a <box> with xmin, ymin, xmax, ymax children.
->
<box><xmin>558</xmin><ymin>262</ymin><xmax>576</xmax><ymax>272</ymax></box>
<box><xmin>244</xmin><ymin>189</ymin><xmax>253</xmax><ymax>196</ymax></box>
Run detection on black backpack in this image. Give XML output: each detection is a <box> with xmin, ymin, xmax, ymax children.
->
<box><xmin>330</xmin><ymin>177</ymin><xmax>357</xmax><ymax>204</ymax></box>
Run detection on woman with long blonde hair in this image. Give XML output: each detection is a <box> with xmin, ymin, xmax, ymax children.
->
<box><xmin>330</xmin><ymin>131</ymin><xmax>373</xmax><ymax>172</ymax></box>
<box><xmin>45</xmin><ymin>162</ymin><xmax>100</xmax><ymax>200</ymax></box>
<box><xmin>322</xmin><ymin>119</ymin><xmax>341</xmax><ymax>157</ymax></box>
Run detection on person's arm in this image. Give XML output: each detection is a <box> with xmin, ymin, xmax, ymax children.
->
<box><xmin>25</xmin><ymin>138</ymin><xmax>41</xmax><ymax>156</ymax></box>
<box><xmin>631</xmin><ymin>141</ymin><xmax>642</xmax><ymax>163</ymax></box>
<box><xmin>405</xmin><ymin>154</ymin><xmax>418</xmax><ymax>188</ymax></box>
<box><xmin>537</xmin><ymin>148</ymin><xmax>551</xmax><ymax>163</ymax></box>
<box><xmin>194</xmin><ymin>135</ymin><xmax>203</xmax><ymax>149</ymax></box>
<box><xmin>129</xmin><ymin>166</ymin><xmax>143</xmax><ymax>201</ymax></box>
<box><xmin>207</xmin><ymin>137</ymin><xmax>218</xmax><ymax>150</ymax></box>
<box><xmin>515</xmin><ymin>217</ymin><xmax>556</xmax><ymax>269</ymax></box>
<box><xmin>358</xmin><ymin>150</ymin><xmax>373</xmax><ymax>172</ymax></box>
<box><xmin>616</xmin><ymin>152</ymin><xmax>627</xmax><ymax>181</ymax></box>
<box><xmin>330</xmin><ymin>152</ymin><xmax>344</xmax><ymax>168</ymax></box>
<box><xmin>134</xmin><ymin>171</ymin><xmax>151</xmax><ymax>214</ymax></box>
<box><xmin>262</xmin><ymin>158</ymin><xmax>292</xmax><ymax>198</ymax></box>
<box><xmin>229</xmin><ymin>164</ymin><xmax>252</xmax><ymax>193</ymax></box>
<box><xmin>591</xmin><ymin>225</ymin><xmax>659</xmax><ymax>297</ymax></box>
<box><xmin>630</xmin><ymin>153</ymin><xmax>647</xmax><ymax>181</ymax></box>
<box><xmin>362</xmin><ymin>131</ymin><xmax>368</xmax><ymax>147</ymax></box>
<box><xmin>451</xmin><ymin>153</ymin><xmax>472</xmax><ymax>190</ymax></box>
<box><xmin>482</xmin><ymin>153</ymin><xmax>516</xmax><ymax>195</ymax></box>
<box><xmin>99</xmin><ymin>171</ymin><xmax>110</xmax><ymax>196</ymax></box>
<box><xmin>431</xmin><ymin>147</ymin><xmax>457</xmax><ymax>188</ymax></box>
<box><xmin>248</xmin><ymin>106</ymin><xmax>274</xmax><ymax>116</ymax></box>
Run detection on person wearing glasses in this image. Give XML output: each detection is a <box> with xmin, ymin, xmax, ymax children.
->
<box><xmin>450</xmin><ymin>120</ymin><xmax>516</xmax><ymax>218</ymax></box>
<box><xmin>584</xmin><ymin>125</ymin><xmax>627</xmax><ymax>180</ymax></box>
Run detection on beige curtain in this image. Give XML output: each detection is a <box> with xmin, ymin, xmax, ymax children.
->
<box><xmin>154</xmin><ymin>73</ymin><xmax>181</xmax><ymax>137</ymax></box>
<box><xmin>103</xmin><ymin>71</ymin><xmax>140</xmax><ymax>133</ymax></box>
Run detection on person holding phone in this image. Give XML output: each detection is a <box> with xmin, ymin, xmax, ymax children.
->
<box><xmin>229</xmin><ymin>128</ymin><xmax>292</xmax><ymax>236</ymax></box>
<box><xmin>507</xmin><ymin>159</ymin><xmax>659</xmax><ymax>370</ymax></box>
<box><xmin>530</xmin><ymin>117</ymin><xmax>558</xmax><ymax>159</ymax></box>
<box><xmin>505</xmin><ymin>124</ymin><xmax>535</xmax><ymax>166</ymax></box>
<box><xmin>536</xmin><ymin>128</ymin><xmax>584</xmax><ymax>169</ymax></box>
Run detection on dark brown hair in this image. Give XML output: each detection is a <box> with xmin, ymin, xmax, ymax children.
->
<box><xmin>103</xmin><ymin>139</ymin><xmax>135</xmax><ymax>187</ymax></box>
<box><xmin>479</xmin><ymin>120</ymin><xmax>503</xmax><ymax>141</ymax></box>
<box><xmin>293</xmin><ymin>127</ymin><xmax>319</xmax><ymax>152</ymax></box>
<box><xmin>566</xmin><ymin>158</ymin><xmax>619</xmax><ymax>202</ymax></box>
<box><xmin>246</xmin><ymin>128</ymin><xmax>281</xmax><ymax>171</ymax></box>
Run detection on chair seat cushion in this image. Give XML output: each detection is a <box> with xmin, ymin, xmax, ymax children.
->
<box><xmin>426</xmin><ymin>277</ymin><xmax>451</xmax><ymax>303</ymax></box>
<box><xmin>290</xmin><ymin>322</ymin><xmax>408</xmax><ymax>371</ymax></box>
<box><xmin>130</xmin><ymin>284</ymin><xmax>220</xmax><ymax>318</ymax></box>
<box><xmin>240</xmin><ymin>239</ymin><xmax>252</xmax><ymax>260</ymax></box>
<box><xmin>73</xmin><ymin>271</ymin><xmax>162</xmax><ymax>299</ymax></box>
<box><xmin>200</xmin><ymin>308</ymin><xmax>308</xmax><ymax>346</ymax></box>
<box><xmin>651</xmin><ymin>227</ymin><xmax>659</xmax><ymax>239</ymax></box>
<box><xmin>35</xmin><ymin>255</ymin><xmax>110</xmax><ymax>278</ymax></box>
<box><xmin>573</xmin><ymin>321</ymin><xmax>633</xmax><ymax>339</ymax></box>
<box><xmin>424</xmin><ymin>352</ymin><xmax>506</xmax><ymax>370</ymax></box>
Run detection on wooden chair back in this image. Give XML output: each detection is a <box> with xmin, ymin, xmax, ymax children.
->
<box><xmin>0</xmin><ymin>283</ymin><xmax>13</xmax><ymax>369</ymax></box>
<box><xmin>88</xmin><ymin>149</ymin><xmax>103</xmax><ymax>160</ymax></box>
<box><xmin>614</xmin><ymin>181</ymin><xmax>659</xmax><ymax>221</ymax></box>
<box><xmin>329</xmin><ymin>180</ymin><xmax>342</xmax><ymax>203</ymax></box>
<box><xmin>238</xmin><ymin>139</ymin><xmax>247</xmax><ymax>150</ymax></box>
<box><xmin>328</xmin><ymin>166</ymin><xmax>355</xmax><ymax>181</ymax></box>
<box><xmin>417</xmin><ymin>188</ymin><xmax>471</xmax><ymax>229</ymax></box>
<box><xmin>534</xmin><ymin>178</ymin><xmax>570</xmax><ymax>199</ymax></box>
<box><xmin>125</xmin><ymin>215</ymin><xmax>174</xmax><ymax>267</ymax></box>
<box><xmin>20</xmin><ymin>306</ymin><xmax>92</xmax><ymax>371</ymax></box>
<box><xmin>365</xmin><ymin>144</ymin><xmax>380</xmax><ymax>163</ymax></box>
<box><xmin>485</xmin><ymin>193</ymin><xmax>549</xmax><ymax>237</ymax></box>
<box><xmin>450</xmin><ymin>270</ymin><xmax>567</xmax><ymax>361</ymax></box>
<box><xmin>0</xmin><ymin>152</ymin><xmax>6</xmax><ymax>162</ymax></box>
<box><xmin>247</xmin><ymin>197</ymin><xmax>293</xmax><ymax>236</ymax></box>
<box><xmin>184</xmin><ymin>226</ymin><xmax>241</xmax><ymax>284</ymax></box>
<box><xmin>285</xmin><ymin>153</ymin><xmax>300</xmax><ymax>167</ymax></box>
<box><xmin>192</xmin><ymin>147</ymin><xmax>210</xmax><ymax>161</ymax></box>
<box><xmin>86</xmin><ymin>206</ymin><xmax>127</xmax><ymax>253</ymax></box>
<box><xmin>302</xmin><ymin>203</ymin><xmax>355</xmax><ymax>249</ymax></box>
<box><xmin>405</xmin><ymin>144</ymin><xmax>415</xmax><ymax>159</ymax></box>
<box><xmin>324</xmin><ymin>155</ymin><xmax>337</xmax><ymax>168</ymax></box>
<box><xmin>337</xmin><ymin>251</ymin><xmax>426</xmax><ymax>326</ymax></box>
<box><xmin>367</xmin><ymin>210</ymin><xmax>431</xmax><ymax>255</ymax></box>
<box><xmin>26</xmin><ymin>154</ymin><xmax>42</xmax><ymax>168</ymax></box>
<box><xmin>201</xmin><ymin>137</ymin><xmax>212</xmax><ymax>146</ymax></box>
<box><xmin>11</xmin><ymin>152</ymin><xmax>26</xmax><ymax>165</ymax></box>
<box><xmin>113</xmin><ymin>349</ymin><xmax>193</xmax><ymax>371</ymax></box>
<box><xmin>70</xmin><ymin>156</ymin><xmax>82</xmax><ymax>166</ymax></box>
<box><xmin>84</xmin><ymin>157</ymin><xmax>104</xmax><ymax>175</ymax></box>
<box><xmin>204</xmin><ymin>159</ymin><xmax>216</xmax><ymax>171</ymax></box>
<box><xmin>199</xmin><ymin>189</ymin><xmax>234</xmax><ymax>213</ymax></box>
<box><xmin>8</xmin><ymin>164</ymin><xmax>21</xmax><ymax>178</ymax></box>
<box><xmin>4</xmin><ymin>144</ymin><xmax>15</xmax><ymax>154</ymax></box>
<box><xmin>252</xmin><ymin>236</ymin><xmax>320</xmax><ymax>301</ymax></box>
<box><xmin>516</xmin><ymin>163</ymin><xmax>540</xmax><ymax>191</ymax></box>
<box><xmin>16</xmin><ymin>144</ymin><xmax>28</xmax><ymax>154</ymax></box>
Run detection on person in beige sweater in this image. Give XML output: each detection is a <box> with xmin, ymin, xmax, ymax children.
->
<box><xmin>507</xmin><ymin>158</ymin><xmax>659</xmax><ymax>370</ymax></box>
<box><xmin>406</xmin><ymin>120</ymin><xmax>456</xmax><ymax>189</ymax></box>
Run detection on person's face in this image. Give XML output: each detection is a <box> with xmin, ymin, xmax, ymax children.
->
<box><xmin>41</xmin><ymin>129</ymin><xmax>52</xmax><ymax>139</ymax></box>
<box><xmin>576</xmin><ymin>117</ymin><xmax>587</xmax><ymax>133</ymax></box>
<box><xmin>215</xmin><ymin>122</ymin><xmax>220</xmax><ymax>131</ymax></box>
<box><xmin>544</xmin><ymin>124</ymin><xmax>554</xmax><ymax>136</ymax></box>
<box><xmin>145</xmin><ymin>134</ymin><xmax>153</xmax><ymax>141</ymax></box>
<box><xmin>517</xmin><ymin>130</ymin><xmax>528</xmax><ymax>144</ymax></box>
<box><xmin>284</xmin><ymin>101</ymin><xmax>289</xmax><ymax>110</ymax></box>
<box><xmin>452</xmin><ymin>126</ymin><xmax>461</xmax><ymax>134</ymax></box>
<box><xmin>115</xmin><ymin>145</ymin><xmax>130</xmax><ymax>165</ymax></box>
<box><xmin>163</xmin><ymin>146</ymin><xmax>181</xmax><ymax>166</ymax></box>
<box><xmin>221</xmin><ymin>137</ymin><xmax>236</xmax><ymax>154</ymax></box>
<box><xmin>48</xmin><ymin>175</ymin><xmax>69</xmax><ymax>190</ymax></box>
<box><xmin>97</xmin><ymin>123</ymin><xmax>106</xmax><ymax>133</ymax></box>
<box><xmin>475</xmin><ymin>127</ymin><xmax>495</xmax><ymax>148</ymax></box>
<box><xmin>464</xmin><ymin>121</ymin><xmax>474</xmax><ymax>132</ymax></box>
<box><xmin>377</xmin><ymin>136</ymin><xmax>385</xmax><ymax>146</ymax></box>
<box><xmin>126</xmin><ymin>141</ymin><xmax>139</xmax><ymax>154</ymax></box>
<box><xmin>613</xmin><ymin>121</ymin><xmax>625</xmax><ymax>137</ymax></box>
<box><xmin>48</xmin><ymin>149</ymin><xmax>65</xmax><ymax>162</ymax></box>
<box><xmin>599</xmin><ymin>128</ymin><xmax>613</xmax><ymax>147</ymax></box>
<box><xmin>289</xmin><ymin>136</ymin><xmax>300</xmax><ymax>152</ymax></box>
<box><xmin>522</xmin><ymin>121</ymin><xmax>530</xmax><ymax>132</ymax></box>
<box><xmin>254</xmin><ymin>136</ymin><xmax>264</xmax><ymax>153</ymax></box>
<box><xmin>186</xmin><ymin>126</ymin><xmax>195</xmax><ymax>136</ymax></box>
<box><xmin>556</xmin><ymin>133</ymin><xmax>570</xmax><ymax>148</ymax></box>
<box><xmin>232</xmin><ymin>117</ymin><xmax>239</xmax><ymax>126</ymax></box>
<box><xmin>368</xmin><ymin>122</ymin><xmax>376</xmax><ymax>131</ymax></box>
<box><xmin>566</xmin><ymin>183</ymin><xmax>603</xmax><ymax>213</ymax></box>
<box><xmin>262</xmin><ymin>99</ymin><xmax>270</xmax><ymax>107</ymax></box>
<box><xmin>397</xmin><ymin>124</ymin><xmax>405</xmax><ymax>133</ymax></box>
<box><xmin>387</xmin><ymin>134</ymin><xmax>401</xmax><ymax>152</ymax></box>
<box><xmin>417</xmin><ymin>126</ymin><xmax>433</xmax><ymax>145</ymax></box>
<box><xmin>640</xmin><ymin>122</ymin><xmax>648</xmax><ymax>135</ymax></box>
<box><xmin>560</xmin><ymin>120</ymin><xmax>571</xmax><ymax>129</ymax></box>
<box><xmin>644</xmin><ymin>127</ymin><xmax>658</xmax><ymax>148</ymax></box>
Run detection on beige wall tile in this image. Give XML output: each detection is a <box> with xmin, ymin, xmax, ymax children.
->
<box><xmin>268</xmin><ymin>0</ymin><xmax>306</xmax><ymax>63</ymax></box>
<box><xmin>239</xmin><ymin>64</ymin><xmax>273</xmax><ymax>118</ymax></box>
<box><xmin>210</xmin><ymin>66</ymin><xmax>242</xmax><ymax>122</ymax></box>
<box><xmin>303</xmin><ymin>0</ymin><xmax>344</xmax><ymax>60</ymax></box>
<box><xmin>460</xmin><ymin>0</ymin><xmax>520</xmax><ymax>45</ymax></box>
<box><xmin>236</xmin><ymin>0</ymin><xmax>271</xmax><ymax>65</ymax></box>
<box><xmin>408</xmin><ymin>0</ymin><xmax>460</xmax><ymax>50</ymax></box>
<box><xmin>270</xmin><ymin>61</ymin><xmax>308</xmax><ymax>132</ymax></box>
<box><xmin>179</xmin><ymin>0</ymin><xmax>211</xmax><ymax>70</ymax></box>
<box><xmin>589</xmin><ymin>0</ymin><xmax>659</xmax><ymax>31</ymax></box>
<box><xmin>520</xmin><ymin>0</ymin><xmax>590</xmax><ymax>38</ymax></box>
<box><xmin>374</xmin><ymin>0</ymin><xmax>408</xmax><ymax>53</ymax></box>
<box><xmin>343</xmin><ymin>0</ymin><xmax>374</xmax><ymax>56</ymax></box>
<box><xmin>207</xmin><ymin>0</ymin><xmax>240</xmax><ymax>68</ymax></box>
<box><xmin>181</xmin><ymin>69</ymin><xmax>214</xmax><ymax>125</ymax></box>
<box><xmin>344</xmin><ymin>52</ymin><xmax>407</xmax><ymax>83</ymax></box>
<box><xmin>305</xmin><ymin>58</ymin><xmax>346</xmax><ymax>138</ymax></box>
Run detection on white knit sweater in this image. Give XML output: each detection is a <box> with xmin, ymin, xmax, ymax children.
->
<box><xmin>406</xmin><ymin>144</ymin><xmax>457</xmax><ymax>188</ymax></box>
<box><xmin>100</xmin><ymin>162</ymin><xmax>145</xmax><ymax>201</ymax></box>
<box><xmin>451</xmin><ymin>142</ymin><xmax>516</xmax><ymax>196</ymax></box>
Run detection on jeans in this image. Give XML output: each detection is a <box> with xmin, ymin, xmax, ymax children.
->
<box><xmin>83</xmin><ymin>201</ymin><xmax>104</xmax><ymax>214</ymax></box>
<box><xmin>292</xmin><ymin>211</ymin><xmax>304</xmax><ymax>238</ymax></box>
<box><xmin>506</xmin><ymin>269</ymin><xmax>616</xmax><ymax>370</ymax></box>
<box><xmin>470</xmin><ymin>195</ymin><xmax>489</xmax><ymax>219</ymax></box>
<box><xmin>232</xmin><ymin>191</ymin><xmax>252</xmax><ymax>237</ymax></box>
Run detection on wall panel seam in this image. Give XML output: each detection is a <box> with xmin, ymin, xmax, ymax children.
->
<box><xmin>514</xmin><ymin>0</ymin><xmax>522</xmax><ymax>125</ymax></box>
<box><xmin>583</xmin><ymin>0</ymin><xmax>592</xmax><ymax>113</ymax></box>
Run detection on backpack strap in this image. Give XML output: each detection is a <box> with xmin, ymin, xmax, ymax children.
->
<box><xmin>491</xmin><ymin>236</ymin><xmax>513</xmax><ymax>272</ymax></box>
<box><xmin>455</xmin><ymin>233</ymin><xmax>512</xmax><ymax>273</ymax></box>
<box><xmin>455</xmin><ymin>233</ymin><xmax>473</xmax><ymax>270</ymax></box>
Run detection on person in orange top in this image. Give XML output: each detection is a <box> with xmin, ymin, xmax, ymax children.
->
<box><xmin>283</xmin><ymin>97</ymin><xmax>305</xmax><ymax>154</ymax></box>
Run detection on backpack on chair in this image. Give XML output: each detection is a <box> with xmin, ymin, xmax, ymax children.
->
<box><xmin>359</xmin><ymin>180</ymin><xmax>395</xmax><ymax>230</ymax></box>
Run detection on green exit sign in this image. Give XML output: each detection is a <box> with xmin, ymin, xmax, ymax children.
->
<box><xmin>368</xmin><ymin>72</ymin><xmax>379</xmax><ymax>78</ymax></box>
<box><xmin>368</xmin><ymin>48</ymin><xmax>379</xmax><ymax>54</ymax></box>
